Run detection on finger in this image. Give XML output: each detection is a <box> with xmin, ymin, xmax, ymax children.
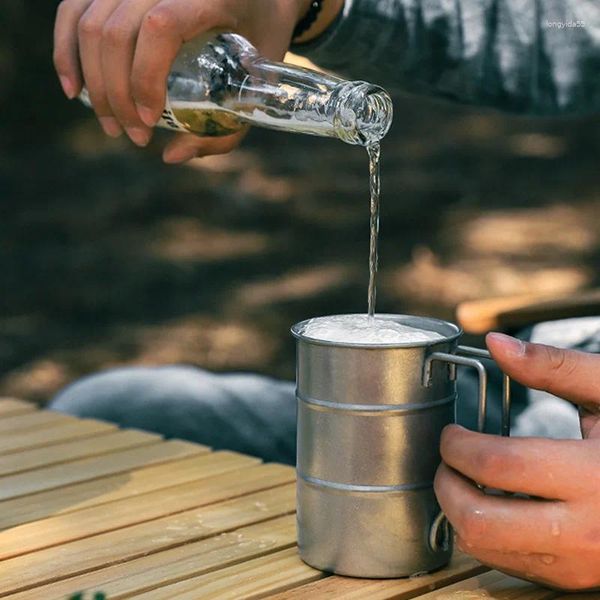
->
<box><xmin>131</xmin><ymin>0</ymin><xmax>237</xmax><ymax>127</ymax></box>
<box><xmin>54</xmin><ymin>0</ymin><xmax>93</xmax><ymax>99</ymax></box>
<box><xmin>459</xmin><ymin>545</ymin><xmax>597</xmax><ymax>591</ymax></box>
<box><xmin>579</xmin><ymin>405</ymin><xmax>600</xmax><ymax>439</ymax></box>
<box><xmin>455</xmin><ymin>542</ymin><xmax>563</xmax><ymax>589</ymax></box>
<box><xmin>486</xmin><ymin>332</ymin><xmax>600</xmax><ymax>407</ymax></box>
<box><xmin>162</xmin><ymin>130</ymin><xmax>246</xmax><ymax>163</ymax></box>
<box><xmin>440</xmin><ymin>424</ymin><xmax>590</xmax><ymax>499</ymax></box>
<box><xmin>434</xmin><ymin>462</ymin><xmax>565</xmax><ymax>554</ymax></box>
<box><xmin>100</xmin><ymin>0</ymin><xmax>158</xmax><ymax>145</ymax></box>
<box><xmin>78</xmin><ymin>0</ymin><xmax>125</xmax><ymax>137</ymax></box>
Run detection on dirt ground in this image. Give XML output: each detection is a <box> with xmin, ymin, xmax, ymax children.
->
<box><xmin>1</xmin><ymin>6</ymin><xmax>599</xmax><ymax>402</ymax></box>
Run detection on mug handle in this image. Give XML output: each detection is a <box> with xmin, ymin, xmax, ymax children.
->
<box><xmin>455</xmin><ymin>346</ymin><xmax>511</xmax><ymax>437</ymax></box>
<box><xmin>423</xmin><ymin>345</ymin><xmax>512</xmax><ymax>552</ymax></box>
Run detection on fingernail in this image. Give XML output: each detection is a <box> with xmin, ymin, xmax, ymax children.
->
<box><xmin>163</xmin><ymin>147</ymin><xmax>197</xmax><ymax>164</ymax></box>
<box><xmin>444</xmin><ymin>423</ymin><xmax>465</xmax><ymax>434</ymax></box>
<box><xmin>99</xmin><ymin>117</ymin><xmax>123</xmax><ymax>138</ymax></box>
<box><xmin>136</xmin><ymin>104</ymin><xmax>158</xmax><ymax>127</ymax></box>
<box><xmin>125</xmin><ymin>127</ymin><xmax>150</xmax><ymax>147</ymax></box>
<box><xmin>59</xmin><ymin>75</ymin><xmax>76</xmax><ymax>99</ymax></box>
<box><xmin>487</xmin><ymin>332</ymin><xmax>526</xmax><ymax>356</ymax></box>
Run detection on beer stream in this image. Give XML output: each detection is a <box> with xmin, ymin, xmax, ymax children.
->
<box><xmin>367</xmin><ymin>143</ymin><xmax>381</xmax><ymax>317</ymax></box>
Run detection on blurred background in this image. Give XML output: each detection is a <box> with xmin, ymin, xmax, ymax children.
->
<box><xmin>1</xmin><ymin>2</ymin><xmax>599</xmax><ymax>404</ymax></box>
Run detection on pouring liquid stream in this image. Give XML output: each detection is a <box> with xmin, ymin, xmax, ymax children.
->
<box><xmin>367</xmin><ymin>142</ymin><xmax>381</xmax><ymax>317</ymax></box>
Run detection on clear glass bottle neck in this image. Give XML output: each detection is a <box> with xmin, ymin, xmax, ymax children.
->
<box><xmin>169</xmin><ymin>34</ymin><xmax>393</xmax><ymax>146</ymax></box>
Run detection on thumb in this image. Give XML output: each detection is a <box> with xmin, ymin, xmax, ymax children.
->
<box><xmin>162</xmin><ymin>129</ymin><xmax>247</xmax><ymax>164</ymax></box>
<box><xmin>486</xmin><ymin>332</ymin><xmax>600</xmax><ymax>409</ymax></box>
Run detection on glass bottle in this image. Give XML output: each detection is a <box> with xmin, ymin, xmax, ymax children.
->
<box><xmin>79</xmin><ymin>33</ymin><xmax>393</xmax><ymax>146</ymax></box>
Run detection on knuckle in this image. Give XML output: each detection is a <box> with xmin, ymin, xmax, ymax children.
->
<box><xmin>540</xmin><ymin>345</ymin><xmax>578</xmax><ymax>387</ymax></box>
<box><xmin>56</xmin><ymin>0</ymin><xmax>74</xmax><ymax>19</ymax></box>
<box><xmin>55</xmin><ymin>1</ymin><xmax>67</xmax><ymax>20</ymax></box>
<box><xmin>102</xmin><ymin>20</ymin><xmax>132</xmax><ymax>46</ymax></box>
<box><xmin>142</xmin><ymin>6</ymin><xmax>178</xmax><ymax>34</ymax></box>
<box><xmin>78</xmin><ymin>14</ymin><xmax>102</xmax><ymax>39</ymax></box>
<box><xmin>550</xmin><ymin>347</ymin><xmax>577</xmax><ymax>377</ymax></box>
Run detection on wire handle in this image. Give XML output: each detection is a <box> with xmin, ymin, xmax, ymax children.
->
<box><xmin>455</xmin><ymin>345</ymin><xmax>511</xmax><ymax>437</ymax></box>
<box><xmin>424</xmin><ymin>345</ymin><xmax>512</xmax><ymax>552</ymax></box>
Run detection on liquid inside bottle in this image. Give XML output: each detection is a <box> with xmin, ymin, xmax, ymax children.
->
<box><xmin>80</xmin><ymin>33</ymin><xmax>393</xmax><ymax>146</ymax></box>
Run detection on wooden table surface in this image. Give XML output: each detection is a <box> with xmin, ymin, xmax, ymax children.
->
<box><xmin>0</xmin><ymin>398</ymin><xmax>584</xmax><ymax>599</ymax></box>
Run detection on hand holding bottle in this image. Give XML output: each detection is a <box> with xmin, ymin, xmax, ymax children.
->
<box><xmin>53</xmin><ymin>0</ymin><xmax>342</xmax><ymax>162</ymax></box>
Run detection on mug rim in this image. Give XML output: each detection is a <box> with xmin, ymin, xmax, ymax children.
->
<box><xmin>291</xmin><ymin>313</ymin><xmax>463</xmax><ymax>349</ymax></box>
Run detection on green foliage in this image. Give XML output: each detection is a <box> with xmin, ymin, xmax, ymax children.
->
<box><xmin>68</xmin><ymin>592</ymin><xmax>106</xmax><ymax>600</ymax></box>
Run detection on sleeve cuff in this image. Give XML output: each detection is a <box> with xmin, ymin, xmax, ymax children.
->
<box><xmin>290</xmin><ymin>0</ymin><xmax>358</xmax><ymax>69</ymax></box>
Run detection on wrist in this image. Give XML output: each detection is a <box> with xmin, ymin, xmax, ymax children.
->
<box><xmin>293</xmin><ymin>0</ymin><xmax>344</xmax><ymax>44</ymax></box>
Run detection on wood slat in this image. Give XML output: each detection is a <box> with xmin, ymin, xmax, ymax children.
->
<box><xmin>0</xmin><ymin>439</ymin><xmax>203</xmax><ymax>501</ymax></box>
<box><xmin>1</xmin><ymin>409</ymin><xmax>558</xmax><ymax>600</ymax></box>
<box><xmin>0</xmin><ymin>410</ymin><xmax>74</xmax><ymax>434</ymax></box>
<box><xmin>0</xmin><ymin>460</ymin><xmax>290</xmax><ymax>560</ymax></box>
<box><xmin>0</xmin><ymin>419</ymin><xmax>116</xmax><ymax>456</ymax></box>
<box><xmin>456</xmin><ymin>289</ymin><xmax>600</xmax><ymax>334</ymax></box>
<box><xmin>0</xmin><ymin>450</ymin><xmax>250</xmax><ymax>530</ymax></box>
<box><xmin>553</xmin><ymin>595</ymin><xmax>600</xmax><ymax>599</ymax></box>
<box><xmin>267</xmin><ymin>553</ymin><xmax>487</xmax><ymax>600</ymax></box>
<box><xmin>0</xmin><ymin>429</ymin><xmax>160</xmax><ymax>476</ymax></box>
<box><xmin>0</xmin><ymin>399</ymin><xmax>36</xmax><ymax>417</ymax></box>
<box><xmin>411</xmin><ymin>571</ymin><xmax>560</xmax><ymax>599</ymax></box>
<box><xmin>0</xmin><ymin>479</ymin><xmax>295</xmax><ymax>596</ymax></box>
<box><xmin>139</xmin><ymin>546</ymin><xmax>326</xmax><ymax>600</ymax></box>
<box><xmin>6</xmin><ymin>514</ymin><xmax>297</xmax><ymax>600</ymax></box>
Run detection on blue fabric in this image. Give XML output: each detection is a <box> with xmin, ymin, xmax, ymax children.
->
<box><xmin>293</xmin><ymin>0</ymin><xmax>600</xmax><ymax>115</ymax></box>
<box><xmin>50</xmin><ymin>318</ymin><xmax>600</xmax><ymax>465</ymax></box>
<box><xmin>51</xmin><ymin>366</ymin><xmax>297</xmax><ymax>464</ymax></box>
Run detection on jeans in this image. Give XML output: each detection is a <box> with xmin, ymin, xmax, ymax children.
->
<box><xmin>50</xmin><ymin>318</ymin><xmax>600</xmax><ymax>465</ymax></box>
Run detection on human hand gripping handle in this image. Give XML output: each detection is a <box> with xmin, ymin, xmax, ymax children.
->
<box><xmin>435</xmin><ymin>332</ymin><xmax>600</xmax><ymax>591</ymax></box>
<box><xmin>53</xmin><ymin>0</ymin><xmax>344</xmax><ymax>163</ymax></box>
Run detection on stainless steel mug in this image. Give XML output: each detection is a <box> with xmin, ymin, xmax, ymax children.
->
<box><xmin>291</xmin><ymin>314</ymin><xmax>511</xmax><ymax>578</ymax></box>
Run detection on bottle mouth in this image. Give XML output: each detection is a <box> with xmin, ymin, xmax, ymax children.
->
<box><xmin>333</xmin><ymin>82</ymin><xmax>393</xmax><ymax>146</ymax></box>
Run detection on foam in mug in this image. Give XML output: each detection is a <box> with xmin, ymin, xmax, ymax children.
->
<box><xmin>300</xmin><ymin>314</ymin><xmax>444</xmax><ymax>345</ymax></box>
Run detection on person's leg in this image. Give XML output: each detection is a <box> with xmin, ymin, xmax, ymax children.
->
<box><xmin>50</xmin><ymin>366</ymin><xmax>297</xmax><ymax>464</ymax></box>
<box><xmin>51</xmin><ymin>317</ymin><xmax>599</xmax><ymax>467</ymax></box>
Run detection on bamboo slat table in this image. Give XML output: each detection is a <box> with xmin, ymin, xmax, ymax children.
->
<box><xmin>0</xmin><ymin>398</ymin><xmax>583</xmax><ymax>599</ymax></box>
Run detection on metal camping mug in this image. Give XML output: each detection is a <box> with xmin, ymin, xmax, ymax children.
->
<box><xmin>291</xmin><ymin>314</ymin><xmax>511</xmax><ymax>578</ymax></box>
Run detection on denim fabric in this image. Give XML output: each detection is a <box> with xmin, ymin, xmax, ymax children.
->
<box><xmin>293</xmin><ymin>0</ymin><xmax>600</xmax><ymax>115</ymax></box>
<box><xmin>51</xmin><ymin>367</ymin><xmax>297</xmax><ymax>464</ymax></box>
<box><xmin>50</xmin><ymin>318</ymin><xmax>600</xmax><ymax>465</ymax></box>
